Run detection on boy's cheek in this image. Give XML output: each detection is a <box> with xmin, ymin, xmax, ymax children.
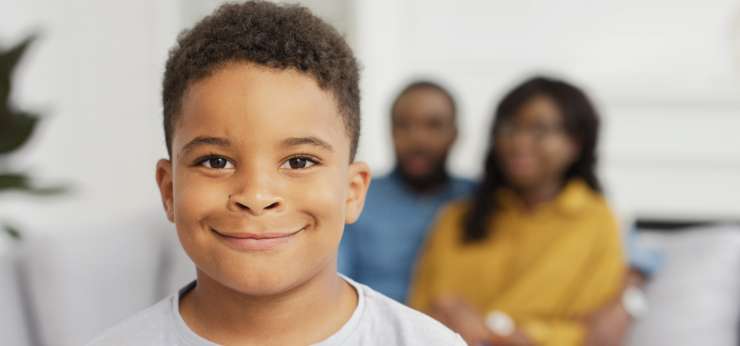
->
<box><xmin>293</xmin><ymin>177</ymin><xmax>343</xmax><ymax>212</ymax></box>
<box><xmin>172</xmin><ymin>174</ymin><xmax>226</xmax><ymax>224</ymax></box>
<box><xmin>291</xmin><ymin>173</ymin><xmax>347</xmax><ymax>234</ymax></box>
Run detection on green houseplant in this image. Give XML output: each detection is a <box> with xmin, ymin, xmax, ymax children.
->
<box><xmin>1</xmin><ymin>35</ymin><xmax>65</xmax><ymax>240</ymax></box>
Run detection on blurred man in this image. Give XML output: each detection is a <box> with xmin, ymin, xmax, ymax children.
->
<box><xmin>339</xmin><ymin>81</ymin><xmax>475</xmax><ymax>302</ymax></box>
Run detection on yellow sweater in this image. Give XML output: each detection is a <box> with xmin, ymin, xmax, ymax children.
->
<box><xmin>408</xmin><ymin>180</ymin><xmax>624</xmax><ymax>345</ymax></box>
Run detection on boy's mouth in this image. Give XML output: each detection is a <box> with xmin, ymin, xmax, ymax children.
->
<box><xmin>210</xmin><ymin>226</ymin><xmax>306</xmax><ymax>252</ymax></box>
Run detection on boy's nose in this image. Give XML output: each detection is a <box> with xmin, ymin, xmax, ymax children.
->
<box><xmin>228</xmin><ymin>191</ymin><xmax>283</xmax><ymax>215</ymax></box>
<box><xmin>227</xmin><ymin>172</ymin><xmax>283</xmax><ymax>215</ymax></box>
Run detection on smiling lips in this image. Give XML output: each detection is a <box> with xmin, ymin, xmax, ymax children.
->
<box><xmin>211</xmin><ymin>227</ymin><xmax>305</xmax><ymax>251</ymax></box>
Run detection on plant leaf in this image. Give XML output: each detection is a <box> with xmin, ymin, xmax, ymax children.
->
<box><xmin>0</xmin><ymin>34</ymin><xmax>37</xmax><ymax>109</ymax></box>
<box><xmin>0</xmin><ymin>110</ymin><xmax>40</xmax><ymax>154</ymax></box>
<box><xmin>0</xmin><ymin>173</ymin><xmax>27</xmax><ymax>189</ymax></box>
<box><xmin>3</xmin><ymin>223</ymin><xmax>21</xmax><ymax>240</ymax></box>
<box><xmin>0</xmin><ymin>34</ymin><xmax>40</xmax><ymax>155</ymax></box>
<box><xmin>0</xmin><ymin>173</ymin><xmax>67</xmax><ymax>195</ymax></box>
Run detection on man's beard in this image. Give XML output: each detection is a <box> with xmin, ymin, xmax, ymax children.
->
<box><xmin>396</xmin><ymin>156</ymin><xmax>451</xmax><ymax>193</ymax></box>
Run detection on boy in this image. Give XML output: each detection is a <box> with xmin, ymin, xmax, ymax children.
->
<box><xmin>88</xmin><ymin>1</ymin><xmax>464</xmax><ymax>345</ymax></box>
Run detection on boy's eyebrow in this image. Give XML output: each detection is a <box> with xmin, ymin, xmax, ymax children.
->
<box><xmin>281</xmin><ymin>136</ymin><xmax>334</xmax><ymax>152</ymax></box>
<box><xmin>180</xmin><ymin>136</ymin><xmax>231</xmax><ymax>155</ymax></box>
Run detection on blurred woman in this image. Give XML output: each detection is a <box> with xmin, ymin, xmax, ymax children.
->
<box><xmin>409</xmin><ymin>76</ymin><xmax>624</xmax><ymax>346</ymax></box>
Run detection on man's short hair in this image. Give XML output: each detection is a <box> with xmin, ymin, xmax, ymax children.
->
<box><xmin>390</xmin><ymin>80</ymin><xmax>457</xmax><ymax>121</ymax></box>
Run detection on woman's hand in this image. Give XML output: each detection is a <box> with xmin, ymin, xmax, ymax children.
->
<box><xmin>584</xmin><ymin>301</ymin><xmax>630</xmax><ymax>346</ymax></box>
<box><xmin>429</xmin><ymin>296</ymin><xmax>535</xmax><ymax>346</ymax></box>
<box><xmin>489</xmin><ymin>330</ymin><xmax>535</xmax><ymax>346</ymax></box>
<box><xmin>584</xmin><ymin>268</ymin><xmax>646</xmax><ymax>346</ymax></box>
<box><xmin>430</xmin><ymin>296</ymin><xmax>493</xmax><ymax>345</ymax></box>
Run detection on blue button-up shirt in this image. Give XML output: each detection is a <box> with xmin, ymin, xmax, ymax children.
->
<box><xmin>338</xmin><ymin>171</ymin><xmax>475</xmax><ymax>302</ymax></box>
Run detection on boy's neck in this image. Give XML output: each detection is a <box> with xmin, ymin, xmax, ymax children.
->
<box><xmin>180</xmin><ymin>265</ymin><xmax>357</xmax><ymax>345</ymax></box>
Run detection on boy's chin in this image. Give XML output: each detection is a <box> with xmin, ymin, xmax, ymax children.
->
<box><xmin>249</xmin><ymin>273</ymin><xmax>303</xmax><ymax>295</ymax></box>
<box><xmin>201</xmin><ymin>261</ymin><xmax>333</xmax><ymax>298</ymax></box>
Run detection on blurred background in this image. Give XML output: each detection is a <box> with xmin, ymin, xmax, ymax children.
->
<box><xmin>1</xmin><ymin>0</ymin><xmax>739</xmax><ymax>345</ymax></box>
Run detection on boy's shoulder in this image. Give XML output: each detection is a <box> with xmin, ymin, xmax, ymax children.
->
<box><xmin>88</xmin><ymin>278</ymin><xmax>463</xmax><ymax>346</ymax></box>
<box><xmin>346</xmin><ymin>278</ymin><xmax>465</xmax><ymax>346</ymax></box>
<box><xmin>86</xmin><ymin>295</ymin><xmax>185</xmax><ymax>346</ymax></box>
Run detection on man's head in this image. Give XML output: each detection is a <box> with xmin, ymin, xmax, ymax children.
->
<box><xmin>155</xmin><ymin>1</ymin><xmax>370</xmax><ymax>297</ymax></box>
<box><xmin>390</xmin><ymin>81</ymin><xmax>458</xmax><ymax>191</ymax></box>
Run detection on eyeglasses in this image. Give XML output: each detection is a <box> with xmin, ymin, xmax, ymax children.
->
<box><xmin>494</xmin><ymin>122</ymin><xmax>565</xmax><ymax>141</ymax></box>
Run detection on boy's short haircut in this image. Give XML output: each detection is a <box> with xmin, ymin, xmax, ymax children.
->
<box><xmin>162</xmin><ymin>1</ymin><xmax>361</xmax><ymax>160</ymax></box>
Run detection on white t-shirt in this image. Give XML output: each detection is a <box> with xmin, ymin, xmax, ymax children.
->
<box><xmin>87</xmin><ymin>276</ymin><xmax>465</xmax><ymax>346</ymax></box>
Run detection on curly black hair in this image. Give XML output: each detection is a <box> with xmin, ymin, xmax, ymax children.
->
<box><xmin>162</xmin><ymin>1</ymin><xmax>361</xmax><ymax>160</ymax></box>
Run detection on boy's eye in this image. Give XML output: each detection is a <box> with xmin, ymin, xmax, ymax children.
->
<box><xmin>281</xmin><ymin>156</ymin><xmax>317</xmax><ymax>170</ymax></box>
<box><xmin>198</xmin><ymin>156</ymin><xmax>234</xmax><ymax>169</ymax></box>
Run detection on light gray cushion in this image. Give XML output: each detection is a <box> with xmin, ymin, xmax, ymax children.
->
<box><xmin>628</xmin><ymin>225</ymin><xmax>740</xmax><ymax>346</ymax></box>
<box><xmin>0</xmin><ymin>238</ymin><xmax>31</xmax><ymax>346</ymax></box>
<box><xmin>21</xmin><ymin>215</ymin><xmax>166</xmax><ymax>346</ymax></box>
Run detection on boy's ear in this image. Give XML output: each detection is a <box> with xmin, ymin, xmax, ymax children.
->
<box><xmin>155</xmin><ymin>159</ymin><xmax>175</xmax><ymax>223</ymax></box>
<box><xmin>345</xmin><ymin>161</ymin><xmax>371</xmax><ymax>224</ymax></box>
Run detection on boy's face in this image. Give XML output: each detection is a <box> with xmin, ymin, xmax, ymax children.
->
<box><xmin>156</xmin><ymin>62</ymin><xmax>370</xmax><ymax>296</ymax></box>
